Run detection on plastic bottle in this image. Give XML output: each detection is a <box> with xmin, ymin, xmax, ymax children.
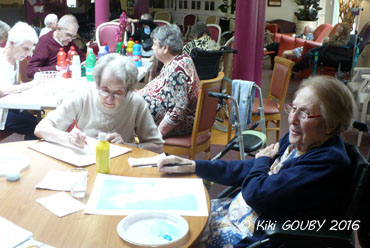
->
<box><xmin>71</xmin><ymin>55</ymin><xmax>81</xmax><ymax>80</ymax></box>
<box><xmin>132</xmin><ymin>41</ymin><xmax>142</xmax><ymax>67</ymax></box>
<box><xmin>120</xmin><ymin>44</ymin><xmax>126</xmax><ymax>56</ymax></box>
<box><xmin>98</xmin><ymin>43</ymin><xmax>109</xmax><ymax>59</ymax></box>
<box><xmin>56</xmin><ymin>48</ymin><xmax>68</xmax><ymax>78</ymax></box>
<box><xmin>126</xmin><ymin>38</ymin><xmax>134</xmax><ymax>56</ymax></box>
<box><xmin>96</xmin><ymin>132</ymin><xmax>110</xmax><ymax>174</ymax></box>
<box><xmin>115</xmin><ymin>38</ymin><xmax>123</xmax><ymax>53</ymax></box>
<box><xmin>86</xmin><ymin>48</ymin><xmax>96</xmax><ymax>82</ymax></box>
<box><xmin>67</xmin><ymin>46</ymin><xmax>78</xmax><ymax>78</ymax></box>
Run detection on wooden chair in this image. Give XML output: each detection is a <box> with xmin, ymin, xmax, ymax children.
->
<box><xmin>206</xmin><ymin>24</ymin><xmax>222</xmax><ymax>44</ymax></box>
<box><xmin>163</xmin><ymin>72</ymin><xmax>224</xmax><ymax>160</ymax></box>
<box><xmin>252</xmin><ymin>56</ymin><xmax>295</xmax><ymax>142</ymax></box>
<box><xmin>154</xmin><ymin>11</ymin><xmax>171</xmax><ymax>22</ymax></box>
<box><xmin>181</xmin><ymin>14</ymin><xmax>197</xmax><ymax>39</ymax></box>
<box><xmin>95</xmin><ymin>22</ymin><xmax>119</xmax><ymax>53</ymax></box>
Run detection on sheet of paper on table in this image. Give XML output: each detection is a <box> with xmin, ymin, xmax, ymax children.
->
<box><xmin>15</xmin><ymin>238</ymin><xmax>55</xmax><ymax>248</ymax></box>
<box><xmin>0</xmin><ymin>216</ymin><xmax>33</xmax><ymax>248</ymax></box>
<box><xmin>36</xmin><ymin>192</ymin><xmax>85</xmax><ymax>218</ymax></box>
<box><xmin>85</xmin><ymin>174</ymin><xmax>209</xmax><ymax>216</ymax></box>
<box><xmin>28</xmin><ymin>137</ymin><xmax>131</xmax><ymax>167</ymax></box>
<box><xmin>128</xmin><ymin>153</ymin><xmax>167</xmax><ymax>167</ymax></box>
<box><xmin>35</xmin><ymin>170</ymin><xmax>79</xmax><ymax>191</ymax></box>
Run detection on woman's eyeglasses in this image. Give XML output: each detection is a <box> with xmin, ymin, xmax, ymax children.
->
<box><xmin>284</xmin><ymin>103</ymin><xmax>322</xmax><ymax>121</ymax></box>
<box><xmin>98</xmin><ymin>89</ymin><xmax>126</xmax><ymax>99</ymax></box>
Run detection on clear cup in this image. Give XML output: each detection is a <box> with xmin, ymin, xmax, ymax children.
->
<box><xmin>70</xmin><ymin>168</ymin><xmax>88</xmax><ymax>199</ymax></box>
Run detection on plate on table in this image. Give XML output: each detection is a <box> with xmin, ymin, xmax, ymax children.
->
<box><xmin>0</xmin><ymin>154</ymin><xmax>30</xmax><ymax>176</ymax></box>
<box><xmin>117</xmin><ymin>212</ymin><xmax>189</xmax><ymax>247</ymax></box>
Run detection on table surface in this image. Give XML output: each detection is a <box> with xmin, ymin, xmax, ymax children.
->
<box><xmin>0</xmin><ymin>141</ymin><xmax>209</xmax><ymax>248</ymax></box>
<box><xmin>0</xmin><ymin>58</ymin><xmax>153</xmax><ymax>111</ymax></box>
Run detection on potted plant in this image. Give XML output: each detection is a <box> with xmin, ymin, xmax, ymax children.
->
<box><xmin>294</xmin><ymin>0</ymin><xmax>322</xmax><ymax>34</ymax></box>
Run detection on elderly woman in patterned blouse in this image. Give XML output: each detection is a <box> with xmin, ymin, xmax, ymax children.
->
<box><xmin>182</xmin><ymin>22</ymin><xmax>219</xmax><ymax>55</ymax></box>
<box><xmin>138</xmin><ymin>24</ymin><xmax>200</xmax><ymax>138</ymax></box>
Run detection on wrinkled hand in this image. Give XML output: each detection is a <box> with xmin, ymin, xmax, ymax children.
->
<box><xmin>106</xmin><ymin>132</ymin><xmax>124</xmax><ymax>144</ymax></box>
<box><xmin>158</xmin><ymin>155</ymin><xmax>196</xmax><ymax>174</ymax></box>
<box><xmin>68</xmin><ymin>126</ymin><xmax>87</xmax><ymax>149</ymax></box>
<box><xmin>255</xmin><ymin>143</ymin><xmax>279</xmax><ymax>159</ymax></box>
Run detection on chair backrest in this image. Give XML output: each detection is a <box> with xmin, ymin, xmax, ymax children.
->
<box><xmin>154</xmin><ymin>20</ymin><xmax>170</xmax><ymax>27</ymax></box>
<box><xmin>268</xmin><ymin>56</ymin><xmax>295</xmax><ymax>110</ymax></box>
<box><xmin>359</xmin><ymin>21</ymin><xmax>370</xmax><ymax>53</ymax></box>
<box><xmin>342</xmin><ymin>143</ymin><xmax>369</xmax><ymax>246</ymax></box>
<box><xmin>154</xmin><ymin>11</ymin><xmax>171</xmax><ymax>22</ymax></box>
<box><xmin>95</xmin><ymin>22</ymin><xmax>119</xmax><ymax>53</ymax></box>
<box><xmin>206</xmin><ymin>24</ymin><xmax>221</xmax><ymax>44</ymax></box>
<box><xmin>192</xmin><ymin>72</ymin><xmax>224</xmax><ymax>142</ymax></box>
<box><xmin>313</xmin><ymin>23</ymin><xmax>333</xmax><ymax>42</ymax></box>
<box><xmin>205</xmin><ymin>15</ymin><xmax>217</xmax><ymax>25</ymax></box>
<box><xmin>183</xmin><ymin>14</ymin><xmax>197</xmax><ymax>27</ymax></box>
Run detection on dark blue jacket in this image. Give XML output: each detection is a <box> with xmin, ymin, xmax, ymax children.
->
<box><xmin>195</xmin><ymin>133</ymin><xmax>352</xmax><ymax>247</ymax></box>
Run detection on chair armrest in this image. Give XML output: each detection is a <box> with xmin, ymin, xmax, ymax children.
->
<box><xmin>301</xmin><ymin>40</ymin><xmax>322</xmax><ymax>57</ymax></box>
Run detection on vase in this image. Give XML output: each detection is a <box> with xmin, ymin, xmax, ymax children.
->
<box><xmin>296</xmin><ymin>20</ymin><xmax>317</xmax><ymax>35</ymax></box>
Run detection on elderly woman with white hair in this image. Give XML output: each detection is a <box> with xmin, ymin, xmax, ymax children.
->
<box><xmin>0</xmin><ymin>21</ymin><xmax>39</xmax><ymax>139</ymax></box>
<box><xmin>34</xmin><ymin>54</ymin><xmax>164</xmax><ymax>153</ymax></box>
<box><xmin>138</xmin><ymin>24</ymin><xmax>200</xmax><ymax>138</ymax></box>
<box><xmin>158</xmin><ymin>76</ymin><xmax>356</xmax><ymax>247</ymax></box>
<box><xmin>39</xmin><ymin>13</ymin><xmax>58</xmax><ymax>37</ymax></box>
<box><xmin>0</xmin><ymin>20</ymin><xmax>10</xmax><ymax>47</ymax></box>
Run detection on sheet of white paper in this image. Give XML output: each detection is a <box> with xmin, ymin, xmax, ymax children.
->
<box><xmin>0</xmin><ymin>216</ymin><xmax>33</xmax><ymax>248</ymax></box>
<box><xmin>15</xmin><ymin>238</ymin><xmax>55</xmax><ymax>248</ymax></box>
<box><xmin>85</xmin><ymin>174</ymin><xmax>209</xmax><ymax>216</ymax></box>
<box><xmin>36</xmin><ymin>192</ymin><xmax>85</xmax><ymax>218</ymax></box>
<box><xmin>28</xmin><ymin>137</ymin><xmax>131</xmax><ymax>167</ymax></box>
<box><xmin>0</xmin><ymin>154</ymin><xmax>30</xmax><ymax>176</ymax></box>
<box><xmin>128</xmin><ymin>153</ymin><xmax>167</xmax><ymax>167</ymax></box>
<box><xmin>35</xmin><ymin>170</ymin><xmax>77</xmax><ymax>191</ymax></box>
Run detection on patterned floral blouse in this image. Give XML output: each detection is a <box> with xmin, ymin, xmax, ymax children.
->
<box><xmin>138</xmin><ymin>54</ymin><xmax>200</xmax><ymax>137</ymax></box>
<box><xmin>183</xmin><ymin>35</ymin><xmax>220</xmax><ymax>55</ymax></box>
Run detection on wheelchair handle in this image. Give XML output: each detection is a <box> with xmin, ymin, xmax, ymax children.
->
<box><xmin>208</xmin><ymin>92</ymin><xmax>230</xmax><ymax>100</ymax></box>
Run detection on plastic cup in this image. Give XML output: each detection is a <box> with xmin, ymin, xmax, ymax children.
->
<box><xmin>69</xmin><ymin>168</ymin><xmax>88</xmax><ymax>199</ymax></box>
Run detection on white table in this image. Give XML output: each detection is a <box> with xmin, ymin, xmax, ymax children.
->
<box><xmin>0</xmin><ymin>57</ymin><xmax>153</xmax><ymax>111</ymax></box>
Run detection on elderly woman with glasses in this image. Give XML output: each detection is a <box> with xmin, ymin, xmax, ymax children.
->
<box><xmin>34</xmin><ymin>54</ymin><xmax>164</xmax><ymax>153</ymax></box>
<box><xmin>138</xmin><ymin>24</ymin><xmax>199</xmax><ymax>138</ymax></box>
<box><xmin>27</xmin><ymin>14</ymin><xmax>85</xmax><ymax>78</ymax></box>
<box><xmin>157</xmin><ymin>76</ymin><xmax>355</xmax><ymax>247</ymax></box>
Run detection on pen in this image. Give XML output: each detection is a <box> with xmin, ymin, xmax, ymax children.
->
<box><xmin>73</xmin><ymin>119</ymin><xmax>88</xmax><ymax>145</ymax></box>
<box><xmin>162</xmin><ymin>163</ymin><xmax>193</xmax><ymax>167</ymax></box>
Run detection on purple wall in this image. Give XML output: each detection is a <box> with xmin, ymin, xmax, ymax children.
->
<box><xmin>134</xmin><ymin>0</ymin><xmax>149</xmax><ymax>19</ymax></box>
<box><xmin>95</xmin><ymin>0</ymin><xmax>110</xmax><ymax>28</ymax></box>
<box><xmin>25</xmin><ymin>0</ymin><xmax>67</xmax><ymax>26</ymax></box>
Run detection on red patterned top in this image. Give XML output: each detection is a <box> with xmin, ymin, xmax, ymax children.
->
<box><xmin>139</xmin><ymin>54</ymin><xmax>200</xmax><ymax>137</ymax></box>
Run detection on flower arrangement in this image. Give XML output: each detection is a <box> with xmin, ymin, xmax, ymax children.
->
<box><xmin>115</xmin><ymin>11</ymin><xmax>128</xmax><ymax>43</ymax></box>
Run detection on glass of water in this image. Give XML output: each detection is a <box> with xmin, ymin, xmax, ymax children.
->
<box><xmin>70</xmin><ymin>168</ymin><xmax>88</xmax><ymax>199</ymax></box>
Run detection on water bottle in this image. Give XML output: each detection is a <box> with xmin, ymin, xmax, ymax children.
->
<box><xmin>132</xmin><ymin>41</ymin><xmax>142</xmax><ymax>67</ymax></box>
<box><xmin>116</xmin><ymin>38</ymin><xmax>123</xmax><ymax>53</ymax></box>
<box><xmin>98</xmin><ymin>43</ymin><xmax>109</xmax><ymax>59</ymax></box>
<box><xmin>86</xmin><ymin>48</ymin><xmax>96</xmax><ymax>82</ymax></box>
<box><xmin>71</xmin><ymin>55</ymin><xmax>81</xmax><ymax>80</ymax></box>
<box><xmin>67</xmin><ymin>46</ymin><xmax>78</xmax><ymax>78</ymax></box>
<box><xmin>96</xmin><ymin>132</ymin><xmax>110</xmax><ymax>174</ymax></box>
<box><xmin>56</xmin><ymin>48</ymin><xmax>68</xmax><ymax>78</ymax></box>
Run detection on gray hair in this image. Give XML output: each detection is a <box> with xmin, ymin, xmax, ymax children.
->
<box><xmin>92</xmin><ymin>53</ymin><xmax>138</xmax><ymax>91</ymax></box>
<box><xmin>192</xmin><ymin>22</ymin><xmax>210</xmax><ymax>38</ymax></box>
<box><xmin>44</xmin><ymin>14</ymin><xmax>58</xmax><ymax>28</ymax></box>
<box><xmin>58</xmin><ymin>14</ymin><xmax>79</xmax><ymax>30</ymax></box>
<box><xmin>297</xmin><ymin>76</ymin><xmax>355</xmax><ymax>135</ymax></box>
<box><xmin>305</xmin><ymin>25</ymin><xmax>314</xmax><ymax>33</ymax></box>
<box><xmin>0</xmin><ymin>20</ymin><xmax>10</xmax><ymax>44</ymax></box>
<box><xmin>6</xmin><ymin>21</ymin><xmax>38</xmax><ymax>46</ymax></box>
<box><xmin>141</xmin><ymin>13</ymin><xmax>153</xmax><ymax>22</ymax></box>
<box><xmin>151</xmin><ymin>24</ymin><xmax>183</xmax><ymax>55</ymax></box>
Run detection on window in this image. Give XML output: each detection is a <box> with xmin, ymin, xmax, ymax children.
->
<box><xmin>67</xmin><ymin>0</ymin><xmax>76</xmax><ymax>7</ymax></box>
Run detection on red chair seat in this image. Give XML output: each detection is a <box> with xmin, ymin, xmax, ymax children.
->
<box><xmin>252</xmin><ymin>98</ymin><xmax>280</xmax><ymax>115</ymax></box>
<box><xmin>164</xmin><ymin>131</ymin><xmax>211</xmax><ymax>148</ymax></box>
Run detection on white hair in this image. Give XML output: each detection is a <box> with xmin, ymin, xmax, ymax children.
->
<box><xmin>6</xmin><ymin>21</ymin><xmax>38</xmax><ymax>46</ymax></box>
<box><xmin>58</xmin><ymin>14</ymin><xmax>79</xmax><ymax>30</ymax></box>
<box><xmin>44</xmin><ymin>14</ymin><xmax>58</xmax><ymax>28</ymax></box>
<box><xmin>0</xmin><ymin>20</ymin><xmax>10</xmax><ymax>43</ymax></box>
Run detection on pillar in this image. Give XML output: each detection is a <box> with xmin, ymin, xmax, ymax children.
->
<box><xmin>95</xmin><ymin>0</ymin><xmax>109</xmax><ymax>29</ymax></box>
<box><xmin>232</xmin><ymin>0</ymin><xmax>266</xmax><ymax>87</ymax></box>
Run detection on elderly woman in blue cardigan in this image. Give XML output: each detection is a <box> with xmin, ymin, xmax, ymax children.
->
<box><xmin>158</xmin><ymin>75</ymin><xmax>355</xmax><ymax>248</ymax></box>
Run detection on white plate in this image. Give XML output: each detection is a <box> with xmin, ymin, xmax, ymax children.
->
<box><xmin>117</xmin><ymin>212</ymin><xmax>189</xmax><ymax>247</ymax></box>
<box><xmin>0</xmin><ymin>154</ymin><xmax>30</xmax><ymax>176</ymax></box>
